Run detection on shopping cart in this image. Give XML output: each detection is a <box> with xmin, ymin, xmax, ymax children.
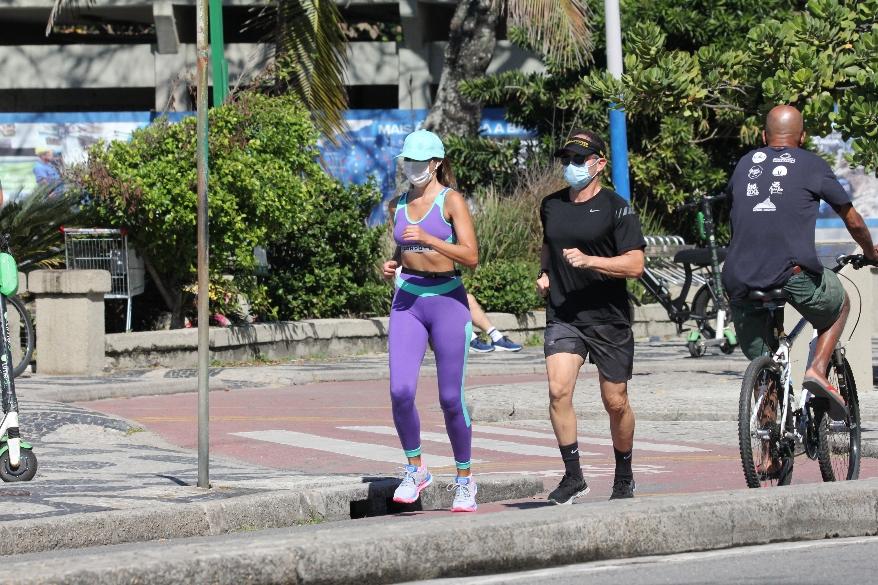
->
<box><xmin>62</xmin><ymin>228</ymin><xmax>144</xmax><ymax>331</ymax></box>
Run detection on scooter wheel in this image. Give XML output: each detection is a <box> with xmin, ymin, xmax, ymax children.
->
<box><xmin>720</xmin><ymin>340</ymin><xmax>736</xmax><ymax>355</ymax></box>
<box><xmin>0</xmin><ymin>448</ymin><xmax>38</xmax><ymax>482</ymax></box>
<box><xmin>688</xmin><ymin>340</ymin><xmax>706</xmax><ymax>358</ymax></box>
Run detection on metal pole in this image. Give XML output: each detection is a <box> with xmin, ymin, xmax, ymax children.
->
<box><xmin>196</xmin><ymin>0</ymin><xmax>210</xmax><ymax>489</ymax></box>
<box><xmin>604</xmin><ymin>0</ymin><xmax>631</xmax><ymax>201</ymax></box>
<box><xmin>209</xmin><ymin>0</ymin><xmax>228</xmax><ymax>107</ymax></box>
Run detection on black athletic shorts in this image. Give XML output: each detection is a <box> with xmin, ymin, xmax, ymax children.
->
<box><xmin>543</xmin><ymin>321</ymin><xmax>634</xmax><ymax>382</ymax></box>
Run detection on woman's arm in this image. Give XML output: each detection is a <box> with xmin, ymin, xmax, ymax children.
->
<box><xmin>400</xmin><ymin>190</ymin><xmax>478</xmax><ymax>268</ymax></box>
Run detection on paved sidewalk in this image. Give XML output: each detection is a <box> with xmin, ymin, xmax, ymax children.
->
<box><xmin>3</xmin><ymin>338</ymin><xmax>877</xmax><ymax>559</ymax></box>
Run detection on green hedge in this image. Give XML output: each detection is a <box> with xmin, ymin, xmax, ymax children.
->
<box><xmin>465</xmin><ymin>259</ymin><xmax>542</xmax><ymax>315</ymax></box>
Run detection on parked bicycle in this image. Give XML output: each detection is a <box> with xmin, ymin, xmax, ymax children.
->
<box><xmin>738</xmin><ymin>253</ymin><xmax>875</xmax><ymax>488</ymax></box>
<box><xmin>638</xmin><ymin>192</ymin><xmax>736</xmax><ymax>357</ymax></box>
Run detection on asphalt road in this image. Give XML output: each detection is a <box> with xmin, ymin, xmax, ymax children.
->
<box><xmin>408</xmin><ymin>536</ymin><xmax>878</xmax><ymax>585</ymax></box>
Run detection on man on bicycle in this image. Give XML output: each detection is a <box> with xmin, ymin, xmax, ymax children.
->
<box><xmin>723</xmin><ymin>105</ymin><xmax>878</xmax><ymax>418</ymax></box>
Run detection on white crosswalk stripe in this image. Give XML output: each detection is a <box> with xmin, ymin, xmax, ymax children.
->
<box><xmin>231</xmin><ymin>430</ymin><xmax>464</xmax><ymax>467</ymax></box>
<box><xmin>340</xmin><ymin>426</ymin><xmax>601</xmax><ymax>457</ymax></box>
<box><xmin>471</xmin><ymin>426</ymin><xmax>710</xmax><ymax>453</ymax></box>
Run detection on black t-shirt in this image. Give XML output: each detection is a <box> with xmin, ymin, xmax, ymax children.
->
<box><xmin>721</xmin><ymin>146</ymin><xmax>851</xmax><ymax>300</ymax></box>
<box><xmin>540</xmin><ymin>187</ymin><xmax>646</xmax><ymax>326</ymax></box>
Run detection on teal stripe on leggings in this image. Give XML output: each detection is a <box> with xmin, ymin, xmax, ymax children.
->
<box><xmin>461</xmin><ymin>321</ymin><xmax>472</xmax><ymax>428</ymax></box>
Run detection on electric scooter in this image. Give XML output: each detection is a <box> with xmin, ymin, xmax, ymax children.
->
<box><xmin>0</xmin><ymin>236</ymin><xmax>37</xmax><ymax>481</ymax></box>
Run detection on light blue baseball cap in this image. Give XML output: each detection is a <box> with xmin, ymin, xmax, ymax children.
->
<box><xmin>396</xmin><ymin>129</ymin><xmax>445</xmax><ymax>160</ymax></box>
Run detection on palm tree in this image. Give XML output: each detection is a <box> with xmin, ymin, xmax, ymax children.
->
<box><xmin>0</xmin><ymin>186</ymin><xmax>80</xmax><ymax>271</ymax></box>
<box><xmin>44</xmin><ymin>0</ymin><xmax>349</xmax><ymax>138</ymax></box>
<box><xmin>423</xmin><ymin>0</ymin><xmax>593</xmax><ymax>138</ymax></box>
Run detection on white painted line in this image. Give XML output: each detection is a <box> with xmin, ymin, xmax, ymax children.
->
<box><xmin>471</xmin><ymin>426</ymin><xmax>710</xmax><ymax>453</ymax></box>
<box><xmin>340</xmin><ymin>426</ymin><xmax>600</xmax><ymax>457</ymax></box>
<box><xmin>232</xmin><ymin>430</ymin><xmax>461</xmax><ymax>468</ymax></box>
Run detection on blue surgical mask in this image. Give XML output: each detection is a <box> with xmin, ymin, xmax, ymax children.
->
<box><xmin>563</xmin><ymin>160</ymin><xmax>598</xmax><ymax>190</ymax></box>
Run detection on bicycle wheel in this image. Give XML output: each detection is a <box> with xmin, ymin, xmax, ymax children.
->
<box><xmin>815</xmin><ymin>356</ymin><xmax>860</xmax><ymax>482</ymax></box>
<box><xmin>691</xmin><ymin>284</ymin><xmax>719</xmax><ymax>339</ymax></box>
<box><xmin>6</xmin><ymin>295</ymin><xmax>35</xmax><ymax>378</ymax></box>
<box><xmin>738</xmin><ymin>356</ymin><xmax>793</xmax><ymax>488</ymax></box>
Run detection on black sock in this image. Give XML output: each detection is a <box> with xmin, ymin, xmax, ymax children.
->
<box><xmin>614</xmin><ymin>448</ymin><xmax>633</xmax><ymax>480</ymax></box>
<box><xmin>559</xmin><ymin>442</ymin><xmax>582</xmax><ymax>479</ymax></box>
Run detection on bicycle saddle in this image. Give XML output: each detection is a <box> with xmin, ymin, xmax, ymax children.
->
<box><xmin>673</xmin><ymin>247</ymin><xmax>727</xmax><ymax>267</ymax></box>
<box><xmin>747</xmin><ymin>288</ymin><xmax>785</xmax><ymax>303</ymax></box>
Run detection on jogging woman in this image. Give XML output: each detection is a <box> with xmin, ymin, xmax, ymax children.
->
<box><xmin>381</xmin><ymin>129</ymin><xmax>479</xmax><ymax>512</ymax></box>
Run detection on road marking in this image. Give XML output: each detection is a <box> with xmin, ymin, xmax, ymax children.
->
<box><xmin>232</xmin><ymin>430</ymin><xmax>462</xmax><ymax>467</ymax></box>
<box><xmin>472</xmin><ymin>426</ymin><xmax>710</xmax><ymax>453</ymax></box>
<box><xmin>340</xmin><ymin>426</ymin><xmax>600</xmax><ymax>457</ymax></box>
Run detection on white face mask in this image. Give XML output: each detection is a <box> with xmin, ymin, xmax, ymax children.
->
<box><xmin>403</xmin><ymin>160</ymin><xmax>435</xmax><ymax>186</ymax></box>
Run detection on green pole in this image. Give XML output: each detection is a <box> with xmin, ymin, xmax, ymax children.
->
<box><xmin>209</xmin><ymin>0</ymin><xmax>228</xmax><ymax>107</ymax></box>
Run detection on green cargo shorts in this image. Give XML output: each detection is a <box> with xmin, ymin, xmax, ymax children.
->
<box><xmin>731</xmin><ymin>268</ymin><xmax>846</xmax><ymax>360</ymax></box>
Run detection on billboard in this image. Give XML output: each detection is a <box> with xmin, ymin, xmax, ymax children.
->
<box><xmin>0</xmin><ymin>109</ymin><xmax>532</xmax><ymax>225</ymax></box>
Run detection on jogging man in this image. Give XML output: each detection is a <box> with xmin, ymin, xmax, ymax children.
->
<box><xmin>723</xmin><ymin>105</ymin><xmax>878</xmax><ymax>420</ymax></box>
<box><xmin>537</xmin><ymin>129</ymin><xmax>645</xmax><ymax>502</ymax></box>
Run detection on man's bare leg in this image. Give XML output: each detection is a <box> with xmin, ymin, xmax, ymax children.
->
<box><xmin>803</xmin><ymin>292</ymin><xmax>850</xmax><ymax>388</ymax></box>
<box><xmin>466</xmin><ymin>293</ymin><xmax>493</xmax><ymax>333</ymax></box>
<box><xmin>599</xmin><ymin>374</ymin><xmax>634</xmax><ymax>452</ymax></box>
<box><xmin>546</xmin><ymin>353</ymin><xmax>585</xmax><ymax>445</ymax></box>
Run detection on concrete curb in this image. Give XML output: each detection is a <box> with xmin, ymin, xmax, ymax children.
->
<box><xmin>0</xmin><ymin>476</ymin><xmax>542</xmax><ymax>557</ymax></box>
<box><xmin>7</xmin><ymin>479</ymin><xmax>878</xmax><ymax>584</ymax></box>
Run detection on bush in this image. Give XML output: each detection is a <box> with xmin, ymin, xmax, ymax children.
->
<box><xmin>74</xmin><ymin>92</ymin><xmax>387</xmax><ymax>326</ymax></box>
<box><xmin>469</xmin><ymin>157</ymin><xmax>563</xmax><ymax>266</ymax></box>
<box><xmin>0</xmin><ymin>185</ymin><xmax>80</xmax><ymax>271</ymax></box>
<box><xmin>263</xmin><ymin>180</ymin><xmax>389</xmax><ymax>320</ymax></box>
<box><xmin>464</xmin><ymin>259</ymin><xmax>541</xmax><ymax>315</ymax></box>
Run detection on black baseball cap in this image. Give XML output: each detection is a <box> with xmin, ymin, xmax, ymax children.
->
<box><xmin>553</xmin><ymin>131</ymin><xmax>607</xmax><ymax>159</ymax></box>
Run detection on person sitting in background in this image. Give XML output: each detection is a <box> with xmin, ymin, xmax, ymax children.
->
<box><xmin>33</xmin><ymin>147</ymin><xmax>63</xmax><ymax>194</ymax></box>
<box><xmin>467</xmin><ymin>293</ymin><xmax>523</xmax><ymax>353</ymax></box>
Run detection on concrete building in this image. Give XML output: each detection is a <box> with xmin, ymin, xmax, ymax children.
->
<box><xmin>0</xmin><ymin>0</ymin><xmax>543</xmax><ymax>112</ymax></box>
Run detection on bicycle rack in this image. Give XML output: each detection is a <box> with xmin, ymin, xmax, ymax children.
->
<box><xmin>643</xmin><ymin>235</ymin><xmax>706</xmax><ymax>287</ymax></box>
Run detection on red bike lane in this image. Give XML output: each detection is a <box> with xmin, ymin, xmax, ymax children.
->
<box><xmin>79</xmin><ymin>372</ymin><xmax>878</xmax><ymax>506</ymax></box>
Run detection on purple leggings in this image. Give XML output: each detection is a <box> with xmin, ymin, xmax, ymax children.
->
<box><xmin>389</xmin><ymin>274</ymin><xmax>472</xmax><ymax>469</ymax></box>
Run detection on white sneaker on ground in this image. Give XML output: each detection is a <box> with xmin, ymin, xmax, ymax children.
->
<box><xmin>392</xmin><ymin>464</ymin><xmax>432</xmax><ymax>504</ymax></box>
<box><xmin>449</xmin><ymin>476</ymin><xmax>478</xmax><ymax>512</ymax></box>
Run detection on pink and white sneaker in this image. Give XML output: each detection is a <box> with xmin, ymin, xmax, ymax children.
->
<box><xmin>449</xmin><ymin>476</ymin><xmax>478</xmax><ymax>512</ymax></box>
<box><xmin>393</xmin><ymin>464</ymin><xmax>432</xmax><ymax>503</ymax></box>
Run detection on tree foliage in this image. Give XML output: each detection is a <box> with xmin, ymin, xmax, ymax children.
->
<box><xmin>75</xmin><ymin>92</ymin><xmax>386</xmax><ymax>326</ymax></box>
<box><xmin>461</xmin><ymin>0</ymin><xmax>878</xmax><ymax>234</ymax></box>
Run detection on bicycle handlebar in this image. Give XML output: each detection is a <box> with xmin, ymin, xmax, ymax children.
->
<box><xmin>678</xmin><ymin>192</ymin><xmax>727</xmax><ymax>211</ymax></box>
<box><xmin>835</xmin><ymin>254</ymin><xmax>878</xmax><ymax>271</ymax></box>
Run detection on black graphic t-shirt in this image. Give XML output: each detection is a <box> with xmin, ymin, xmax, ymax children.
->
<box><xmin>540</xmin><ymin>187</ymin><xmax>646</xmax><ymax>326</ymax></box>
<box><xmin>721</xmin><ymin>146</ymin><xmax>851</xmax><ymax>300</ymax></box>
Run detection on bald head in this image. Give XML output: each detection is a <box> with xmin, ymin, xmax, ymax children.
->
<box><xmin>764</xmin><ymin>105</ymin><xmax>805</xmax><ymax>147</ymax></box>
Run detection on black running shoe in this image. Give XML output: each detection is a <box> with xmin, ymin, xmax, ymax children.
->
<box><xmin>609</xmin><ymin>477</ymin><xmax>635</xmax><ymax>500</ymax></box>
<box><xmin>548</xmin><ymin>473</ymin><xmax>589</xmax><ymax>505</ymax></box>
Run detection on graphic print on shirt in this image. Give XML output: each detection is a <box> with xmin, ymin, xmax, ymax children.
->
<box><xmin>772</xmin><ymin>166</ymin><xmax>787</xmax><ymax>177</ymax></box>
<box><xmin>752</xmin><ymin>152</ymin><xmax>767</xmax><ymax>163</ymax></box>
<box><xmin>769</xmin><ymin>181</ymin><xmax>783</xmax><ymax>195</ymax></box>
<box><xmin>748</xmin><ymin>165</ymin><xmax>763</xmax><ymax>179</ymax></box>
<box><xmin>746</xmin><ymin>183</ymin><xmax>759</xmax><ymax>197</ymax></box>
<box><xmin>772</xmin><ymin>152</ymin><xmax>796</xmax><ymax>164</ymax></box>
<box><xmin>753</xmin><ymin>197</ymin><xmax>776</xmax><ymax>212</ymax></box>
